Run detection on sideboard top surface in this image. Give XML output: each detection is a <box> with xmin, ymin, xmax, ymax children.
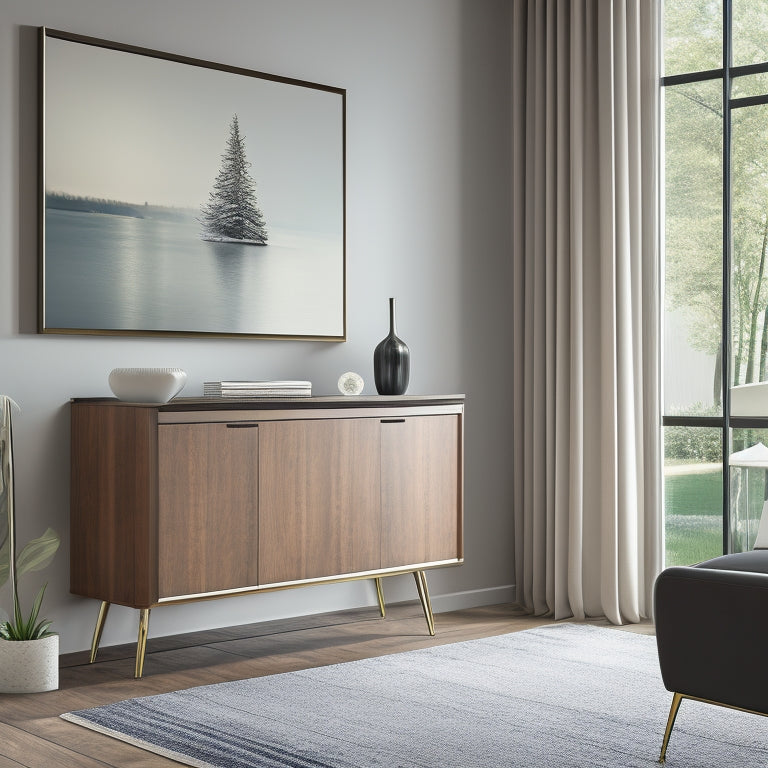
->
<box><xmin>71</xmin><ymin>394</ymin><xmax>465</xmax><ymax>411</ymax></box>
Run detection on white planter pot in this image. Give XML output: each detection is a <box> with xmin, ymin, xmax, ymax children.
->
<box><xmin>0</xmin><ymin>635</ymin><xmax>59</xmax><ymax>693</ymax></box>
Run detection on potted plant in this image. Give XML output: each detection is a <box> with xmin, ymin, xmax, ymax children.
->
<box><xmin>0</xmin><ymin>396</ymin><xmax>60</xmax><ymax>693</ymax></box>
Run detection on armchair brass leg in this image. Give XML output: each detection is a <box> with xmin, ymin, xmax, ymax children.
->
<box><xmin>135</xmin><ymin>608</ymin><xmax>151</xmax><ymax>679</ymax></box>
<box><xmin>374</xmin><ymin>577</ymin><xmax>386</xmax><ymax>618</ymax></box>
<box><xmin>659</xmin><ymin>692</ymin><xmax>683</xmax><ymax>764</ymax></box>
<box><xmin>89</xmin><ymin>601</ymin><xmax>110</xmax><ymax>664</ymax></box>
<box><xmin>413</xmin><ymin>570</ymin><xmax>435</xmax><ymax>636</ymax></box>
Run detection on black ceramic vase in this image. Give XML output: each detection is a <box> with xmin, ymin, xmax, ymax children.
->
<box><xmin>374</xmin><ymin>297</ymin><xmax>410</xmax><ymax>395</ymax></box>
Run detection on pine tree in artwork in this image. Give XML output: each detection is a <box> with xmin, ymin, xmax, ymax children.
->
<box><xmin>200</xmin><ymin>115</ymin><xmax>268</xmax><ymax>245</ymax></box>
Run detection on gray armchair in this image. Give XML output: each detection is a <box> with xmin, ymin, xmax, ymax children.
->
<box><xmin>654</xmin><ymin>550</ymin><xmax>768</xmax><ymax>763</ymax></box>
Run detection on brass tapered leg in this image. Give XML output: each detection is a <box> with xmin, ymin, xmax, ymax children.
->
<box><xmin>659</xmin><ymin>692</ymin><xmax>684</xmax><ymax>764</ymax></box>
<box><xmin>135</xmin><ymin>608</ymin><xmax>151</xmax><ymax>679</ymax></box>
<box><xmin>374</xmin><ymin>577</ymin><xmax>386</xmax><ymax>617</ymax></box>
<box><xmin>413</xmin><ymin>570</ymin><xmax>435</xmax><ymax>636</ymax></box>
<box><xmin>89</xmin><ymin>601</ymin><xmax>110</xmax><ymax>664</ymax></box>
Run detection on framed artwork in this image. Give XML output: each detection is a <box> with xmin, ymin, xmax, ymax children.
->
<box><xmin>39</xmin><ymin>28</ymin><xmax>346</xmax><ymax>340</ymax></box>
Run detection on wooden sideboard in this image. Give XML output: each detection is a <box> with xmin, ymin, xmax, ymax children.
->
<box><xmin>70</xmin><ymin>395</ymin><xmax>464</xmax><ymax>677</ymax></box>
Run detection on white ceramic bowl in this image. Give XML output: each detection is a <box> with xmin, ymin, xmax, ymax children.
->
<box><xmin>108</xmin><ymin>368</ymin><xmax>187</xmax><ymax>403</ymax></box>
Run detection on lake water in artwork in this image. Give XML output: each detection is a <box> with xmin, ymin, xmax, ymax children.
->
<box><xmin>44</xmin><ymin>209</ymin><xmax>344</xmax><ymax>337</ymax></box>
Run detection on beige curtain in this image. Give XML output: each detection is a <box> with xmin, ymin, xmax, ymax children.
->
<box><xmin>511</xmin><ymin>0</ymin><xmax>662</xmax><ymax>624</ymax></box>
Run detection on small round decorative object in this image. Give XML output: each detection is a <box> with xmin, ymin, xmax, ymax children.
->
<box><xmin>337</xmin><ymin>371</ymin><xmax>364</xmax><ymax>396</ymax></box>
<box><xmin>108</xmin><ymin>368</ymin><xmax>187</xmax><ymax>403</ymax></box>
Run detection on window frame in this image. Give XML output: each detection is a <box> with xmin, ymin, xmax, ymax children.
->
<box><xmin>662</xmin><ymin>0</ymin><xmax>768</xmax><ymax>555</ymax></box>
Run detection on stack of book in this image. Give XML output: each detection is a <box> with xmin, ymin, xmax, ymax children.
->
<box><xmin>203</xmin><ymin>380</ymin><xmax>312</xmax><ymax>398</ymax></box>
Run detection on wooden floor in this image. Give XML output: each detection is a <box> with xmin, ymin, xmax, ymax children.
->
<box><xmin>0</xmin><ymin>601</ymin><xmax>654</xmax><ymax>767</ymax></box>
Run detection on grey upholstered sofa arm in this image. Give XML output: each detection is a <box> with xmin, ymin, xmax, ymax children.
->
<box><xmin>655</xmin><ymin>561</ymin><xmax>768</xmax><ymax>715</ymax></box>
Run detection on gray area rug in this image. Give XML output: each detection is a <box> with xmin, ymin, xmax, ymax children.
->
<box><xmin>61</xmin><ymin>623</ymin><xmax>767</xmax><ymax>767</ymax></box>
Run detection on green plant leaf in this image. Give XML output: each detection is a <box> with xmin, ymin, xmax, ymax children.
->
<box><xmin>13</xmin><ymin>585</ymin><xmax>23</xmax><ymax>632</ymax></box>
<box><xmin>30</xmin><ymin>618</ymin><xmax>53</xmax><ymax>639</ymax></box>
<box><xmin>0</xmin><ymin>395</ymin><xmax>18</xmax><ymax>595</ymax></box>
<box><xmin>25</xmin><ymin>584</ymin><xmax>45</xmax><ymax>634</ymax></box>
<box><xmin>15</xmin><ymin>528</ymin><xmax>60</xmax><ymax>578</ymax></box>
<box><xmin>0</xmin><ymin>411</ymin><xmax>9</xmax><ymax>590</ymax></box>
<box><xmin>0</xmin><ymin>397</ymin><xmax>57</xmax><ymax>639</ymax></box>
<box><xmin>0</xmin><ymin>534</ymin><xmax>8</xmax><ymax>588</ymax></box>
<box><xmin>0</xmin><ymin>584</ymin><xmax>53</xmax><ymax>641</ymax></box>
<box><xmin>0</xmin><ymin>483</ymin><xmax>8</xmax><ymax>575</ymax></box>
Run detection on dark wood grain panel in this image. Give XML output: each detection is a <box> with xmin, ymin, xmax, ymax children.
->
<box><xmin>381</xmin><ymin>414</ymin><xmax>462</xmax><ymax>568</ymax></box>
<box><xmin>157</xmin><ymin>423</ymin><xmax>258</xmax><ymax>598</ymax></box>
<box><xmin>70</xmin><ymin>404</ymin><xmax>157</xmax><ymax>607</ymax></box>
<box><xmin>258</xmin><ymin>418</ymin><xmax>380</xmax><ymax>584</ymax></box>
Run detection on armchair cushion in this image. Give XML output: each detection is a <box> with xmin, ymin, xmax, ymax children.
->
<box><xmin>696</xmin><ymin>549</ymin><xmax>768</xmax><ymax>574</ymax></box>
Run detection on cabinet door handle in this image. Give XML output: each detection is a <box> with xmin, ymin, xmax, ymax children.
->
<box><xmin>380</xmin><ymin>418</ymin><xmax>405</xmax><ymax>424</ymax></box>
<box><xmin>226</xmin><ymin>423</ymin><xmax>259</xmax><ymax>429</ymax></box>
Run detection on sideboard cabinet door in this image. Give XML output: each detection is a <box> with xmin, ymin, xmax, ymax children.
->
<box><xmin>380</xmin><ymin>415</ymin><xmax>462</xmax><ymax>568</ymax></box>
<box><xmin>157</xmin><ymin>423</ymin><xmax>259</xmax><ymax>599</ymax></box>
<box><xmin>258</xmin><ymin>418</ymin><xmax>381</xmax><ymax>585</ymax></box>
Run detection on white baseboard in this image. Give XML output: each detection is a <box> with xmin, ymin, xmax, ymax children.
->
<box><xmin>430</xmin><ymin>584</ymin><xmax>517</xmax><ymax>613</ymax></box>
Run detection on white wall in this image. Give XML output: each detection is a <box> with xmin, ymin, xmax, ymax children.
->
<box><xmin>0</xmin><ymin>0</ymin><xmax>514</xmax><ymax>654</ymax></box>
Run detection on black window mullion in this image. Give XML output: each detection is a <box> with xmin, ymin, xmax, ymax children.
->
<box><xmin>658</xmin><ymin>63</ymin><xmax>768</xmax><ymax>91</ymax></box>
<box><xmin>721</xmin><ymin>0</ymin><xmax>733</xmax><ymax>555</ymax></box>
<box><xmin>661</xmin><ymin>67</ymin><xmax>724</xmax><ymax>87</ymax></box>
<box><xmin>731</xmin><ymin>93</ymin><xmax>768</xmax><ymax>110</ymax></box>
<box><xmin>661</xmin><ymin>416</ymin><xmax>724</xmax><ymax>428</ymax></box>
<box><xmin>731</xmin><ymin>61</ymin><xmax>768</xmax><ymax>79</ymax></box>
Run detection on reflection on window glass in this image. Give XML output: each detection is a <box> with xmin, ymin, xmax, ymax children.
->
<box><xmin>729</xmin><ymin>429</ymin><xmax>768</xmax><ymax>551</ymax></box>
<box><xmin>664</xmin><ymin>0</ymin><xmax>722</xmax><ymax>77</ymax></box>
<box><xmin>664</xmin><ymin>82</ymin><xmax>723</xmax><ymax>415</ymax></box>
<box><xmin>731</xmin><ymin>105</ymin><xmax>768</xmax><ymax>388</ymax></box>
<box><xmin>732</xmin><ymin>0</ymin><xmax>768</xmax><ymax>66</ymax></box>
<box><xmin>664</xmin><ymin>426</ymin><xmax>723</xmax><ymax>566</ymax></box>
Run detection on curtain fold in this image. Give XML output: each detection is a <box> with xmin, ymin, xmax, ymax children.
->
<box><xmin>512</xmin><ymin>0</ymin><xmax>662</xmax><ymax>624</ymax></box>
